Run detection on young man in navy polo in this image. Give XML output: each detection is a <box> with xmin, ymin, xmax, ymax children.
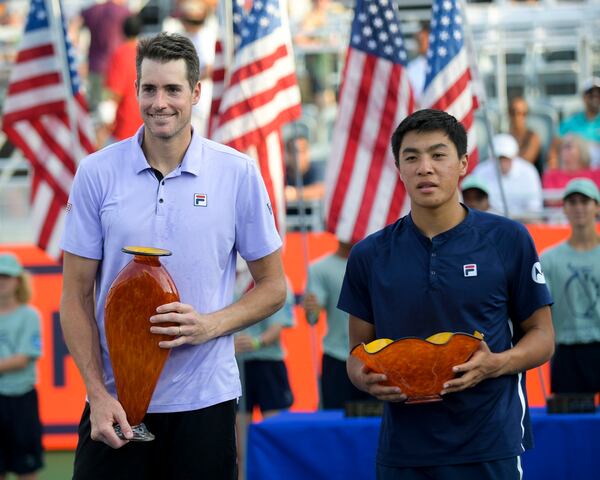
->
<box><xmin>340</xmin><ymin>109</ymin><xmax>555</xmax><ymax>480</ymax></box>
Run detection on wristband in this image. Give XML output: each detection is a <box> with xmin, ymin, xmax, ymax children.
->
<box><xmin>252</xmin><ymin>337</ymin><xmax>261</xmax><ymax>351</ymax></box>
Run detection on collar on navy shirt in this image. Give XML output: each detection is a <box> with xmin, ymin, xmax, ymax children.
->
<box><xmin>129</xmin><ymin>126</ymin><xmax>204</xmax><ymax>177</ymax></box>
<box><xmin>406</xmin><ymin>204</ymin><xmax>474</xmax><ymax>246</ymax></box>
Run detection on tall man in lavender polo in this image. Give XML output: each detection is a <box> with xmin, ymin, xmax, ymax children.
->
<box><xmin>59</xmin><ymin>33</ymin><xmax>285</xmax><ymax>479</ymax></box>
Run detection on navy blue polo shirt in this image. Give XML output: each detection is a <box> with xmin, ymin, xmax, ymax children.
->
<box><xmin>338</xmin><ymin>207</ymin><xmax>552</xmax><ymax>467</ymax></box>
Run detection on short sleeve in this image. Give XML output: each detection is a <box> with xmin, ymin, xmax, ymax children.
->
<box><xmin>60</xmin><ymin>157</ymin><xmax>104</xmax><ymax>260</ymax></box>
<box><xmin>506</xmin><ymin>224</ymin><xmax>553</xmax><ymax>325</ymax></box>
<box><xmin>539</xmin><ymin>248</ymin><xmax>556</xmax><ymax>293</ymax></box>
<box><xmin>235</xmin><ymin>159</ymin><xmax>282</xmax><ymax>261</ymax></box>
<box><xmin>15</xmin><ymin>307</ymin><xmax>42</xmax><ymax>359</ymax></box>
<box><xmin>337</xmin><ymin>242</ymin><xmax>374</xmax><ymax>323</ymax></box>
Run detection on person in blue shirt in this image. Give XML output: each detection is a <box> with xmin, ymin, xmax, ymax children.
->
<box><xmin>340</xmin><ymin>109</ymin><xmax>555</xmax><ymax>480</ymax></box>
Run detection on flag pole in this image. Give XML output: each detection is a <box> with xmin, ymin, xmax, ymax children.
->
<box><xmin>221</xmin><ymin>0</ymin><xmax>234</xmax><ymax>87</ymax></box>
<box><xmin>458</xmin><ymin>0</ymin><xmax>509</xmax><ymax>217</ymax></box>
<box><xmin>46</xmin><ymin>0</ymin><xmax>80</xmax><ymax>153</ymax></box>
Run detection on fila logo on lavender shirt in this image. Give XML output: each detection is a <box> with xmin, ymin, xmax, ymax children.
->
<box><xmin>194</xmin><ymin>193</ymin><xmax>207</xmax><ymax>207</ymax></box>
<box><xmin>463</xmin><ymin>264</ymin><xmax>478</xmax><ymax>277</ymax></box>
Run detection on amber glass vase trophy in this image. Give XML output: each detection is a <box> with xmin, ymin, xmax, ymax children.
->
<box><xmin>104</xmin><ymin>246</ymin><xmax>179</xmax><ymax>441</ymax></box>
<box><xmin>351</xmin><ymin>331</ymin><xmax>483</xmax><ymax>404</ymax></box>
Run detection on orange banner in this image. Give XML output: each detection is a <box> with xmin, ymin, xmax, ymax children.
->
<box><xmin>1</xmin><ymin>225</ymin><xmax>582</xmax><ymax>449</ymax></box>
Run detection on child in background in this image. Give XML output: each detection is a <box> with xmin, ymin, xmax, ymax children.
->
<box><xmin>0</xmin><ymin>252</ymin><xmax>43</xmax><ymax>480</ymax></box>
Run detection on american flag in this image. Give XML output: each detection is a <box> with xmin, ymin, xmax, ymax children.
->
<box><xmin>2</xmin><ymin>0</ymin><xmax>95</xmax><ymax>258</ymax></box>
<box><xmin>421</xmin><ymin>0</ymin><xmax>479</xmax><ymax>168</ymax></box>
<box><xmin>210</xmin><ymin>0</ymin><xmax>302</xmax><ymax>232</ymax></box>
<box><xmin>324</xmin><ymin>0</ymin><xmax>415</xmax><ymax>244</ymax></box>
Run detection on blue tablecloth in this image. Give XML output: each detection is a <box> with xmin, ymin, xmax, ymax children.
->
<box><xmin>247</xmin><ymin>408</ymin><xmax>600</xmax><ymax>480</ymax></box>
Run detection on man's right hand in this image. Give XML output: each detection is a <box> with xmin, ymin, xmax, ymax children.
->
<box><xmin>89</xmin><ymin>393</ymin><xmax>133</xmax><ymax>448</ymax></box>
<box><xmin>347</xmin><ymin>356</ymin><xmax>407</xmax><ymax>403</ymax></box>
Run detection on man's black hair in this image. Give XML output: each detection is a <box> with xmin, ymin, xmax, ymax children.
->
<box><xmin>390</xmin><ymin>109</ymin><xmax>468</xmax><ymax>166</ymax></box>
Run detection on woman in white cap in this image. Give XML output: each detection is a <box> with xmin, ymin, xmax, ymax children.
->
<box><xmin>0</xmin><ymin>252</ymin><xmax>43</xmax><ymax>480</ymax></box>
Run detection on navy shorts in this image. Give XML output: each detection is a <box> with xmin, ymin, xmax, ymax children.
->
<box><xmin>0</xmin><ymin>389</ymin><xmax>44</xmax><ymax>475</ymax></box>
<box><xmin>551</xmin><ymin>342</ymin><xmax>600</xmax><ymax>393</ymax></box>
<box><xmin>241</xmin><ymin>359</ymin><xmax>293</xmax><ymax>413</ymax></box>
<box><xmin>321</xmin><ymin>353</ymin><xmax>371</xmax><ymax>409</ymax></box>
<box><xmin>376</xmin><ymin>456</ymin><xmax>523</xmax><ymax>480</ymax></box>
<box><xmin>73</xmin><ymin>399</ymin><xmax>237</xmax><ymax>480</ymax></box>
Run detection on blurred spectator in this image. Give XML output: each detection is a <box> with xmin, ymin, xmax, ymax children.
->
<box><xmin>460</xmin><ymin>175</ymin><xmax>491</xmax><ymax>211</ymax></box>
<box><xmin>508</xmin><ymin>96</ymin><xmax>542</xmax><ymax>176</ymax></box>
<box><xmin>542</xmin><ymin>134</ymin><xmax>600</xmax><ymax>196</ymax></box>
<box><xmin>163</xmin><ymin>0</ymin><xmax>218</xmax><ymax>135</ymax></box>
<box><xmin>235</xmin><ymin>283</ymin><xmax>294</xmax><ymax>477</ymax></box>
<box><xmin>406</xmin><ymin>21</ymin><xmax>430</xmax><ymax>105</ymax></box>
<box><xmin>472</xmin><ymin>133</ymin><xmax>543</xmax><ymax>219</ymax></box>
<box><xmin>76</xmin><ymin>0</ymin><xmax>131</xmax><ymax>113</ymax></box>
<box><xmin>0</xmin><ymin>253</ymin><xmax>43</xmax><ymax>480</ymax></box>
<box><xmin>285</xmin><ymin>134</ymin><xmax>325</xmax><ymax>202</ymax></box>
<box><xmin>294</xmin><ymin>0</ymin><xmax>347</xmax><ymax>107</ymax></box>
<box><xmin>549</xmin><ymin>77</ymin><xmax>600</xmax><ymax>169</ymax></box>
<box><xmin>98</xmin><ymin>15</ymin><xmax>143</xmax><ymax>144</ymax></box>
<box><xmin>540</xmin><ymin>179</ymin><xmax>600</xmax><ymax>394</ymax></box>
<box><xmin>304</xmin><ymin>241</ymin><xmax>370</xmax><ymax>409</ymax></box>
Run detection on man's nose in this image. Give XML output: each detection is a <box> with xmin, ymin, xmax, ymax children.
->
<box><xmin>416</xmin><ymin>156</ymin><xmax>434</xmax><ymax>174</ymax></box>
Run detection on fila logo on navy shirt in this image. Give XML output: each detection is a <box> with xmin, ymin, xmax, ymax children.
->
<box><xmin>463</xmin><ymin>264</ymin><xmax>477</xmax><ymax>277</ymax></box>
<box><xmin>531</xmin><ymin>262</ymin><xmax>546</xmax><ymax>284</ymax></box>
<box><xmin>194</xmin><ymin>193</ymin><xmax>207</xmax><ymax>207</ymax></box>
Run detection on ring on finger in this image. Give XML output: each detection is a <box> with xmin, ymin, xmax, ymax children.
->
<box><xmin>178</xmin><ymin>326</ymin><xmax>182</xmax><ymax>336</ymax></box>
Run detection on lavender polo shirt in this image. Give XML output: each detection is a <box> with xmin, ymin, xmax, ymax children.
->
<box><xmin>60</xmin><ymin>127</ymin><xmax>282</xmax><ymax>413</ymax></box>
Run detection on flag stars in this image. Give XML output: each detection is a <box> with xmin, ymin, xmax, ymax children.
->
<box><xmin>441</xmin><ymin>15</ymin><xmax>450</xmax><ymax>26</ymax></box>
<box><xmin>453</xmin><ymin>30</ymin><xmax>462</xmax><ymax>41</ymax></box>
<box><xmin>384</xmin><ymin>45</ymin><xmax>393</xmax><ymax>55</ymax></box>
<box><xmin>363</xmin><ymin>26</ymin><xmax>372</xmax><ymax>37</ymax></box>
<box><xmin>373</xmin><ymin>17</ymin><xmax>383</xmax><ymax>28</ymax></box>
<box><xmin>443</xmin><ymin>0</ymin><xmax>453</xmax><ymax>11</ymax></box>
<box><xmin>389</xmin><ymin>23</ymin><xmax>398</xmax><ymax>33</ymax></box>
<box><xmin>259</xmin><ymin>16</ymin><xmax>270</xmax><ymax>27</ymax></box>
<box><xmin>358</xmin><ymin>13</ymin><xmax>367</xmax><ymax>22</ymax></box>
<box><xmin>384</xmin><ymin>9</ymin><xmax>394</xmax><ymax>21</ymax></box>
<box><xmin>379</xmin><ymin>31</ymin><xmax>388</xmax><ymax>42</ymax></box>
<box><xmin>455</xmin><ymin>15</ymin><xmax>463</xmax><ymax>25</ymax></box>
<box><xmin>368</xmin><ymin>39</ymin><xmax>377</xmax><ymax>50</ymax></box>
<box><xmin>368</xmin><ymin>4</ymin><xmax>378</xmax><ymax>15</ymax></box>
<box><xmin>438</xmin><ymin>46</ymin><xmax>447</xmax><ymax>57</ymax></box>
<box><xmin>439</xmin><ymin>31</ymin><xmax>449</xmax><ymax>41</ymax></box>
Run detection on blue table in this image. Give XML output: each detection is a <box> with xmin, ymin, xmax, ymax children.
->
<box><xmin>247</xmin><ymin>408</ymin><xmax>600</xmax><ymax>480</ymax></box>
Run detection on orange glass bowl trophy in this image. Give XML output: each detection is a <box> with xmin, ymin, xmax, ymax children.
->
<box><xmin>104</xmin><ymin>246</ymin><xmax>179</xmax><ymax>441</ymax></box>
<box><xmin>351</xmin><ymin>331</ymin><xmax>484</xmax><ymax>404</ymax></box>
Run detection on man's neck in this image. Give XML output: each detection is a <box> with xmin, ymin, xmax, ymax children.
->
<box><xmin>410</xmin><ymin>200</ymin><xmax>467</xmax><ymax>240</ymax></box>
<box><xmin>0</xmin><ymin>296</ymin><xmax>18</xmax><ymax>314</ymax></box>
<box><xmin>568</xmin><ymin>224</ymin><xmax>600</xmax><ymax>251</ymax></box>
<box><xmin>141</xmin><ymin>130</ymin><xmax>192</xmax><ymax>176</ymax></box>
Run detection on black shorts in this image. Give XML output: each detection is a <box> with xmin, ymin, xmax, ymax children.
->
<box><xmin>321</xmin><ymin>353</ymin><xmax>371</xmax><ymax>410</ymax></box>
<box><xmin>241</xmin><ymin>360</ymin><xmax>293</xmax><ymax>413</ymax></box>
<box><xmin>551</xmin><ymin>342</ymin><xmax>600</xmax><ymax>393</ymax></box>
<box><xmin>0</xmin><ymin>389</ymin><xmax>44</xmax><ymax>475</ymax></box>
<box><xmin>73</xmin><ymin>399</ymin><xmax>237</xmax><ymax>480</ymax></box>
<box><xmin>377</xmin><ymin>456</ymin><xmax>523</xmax><ymax>480</ymax></box>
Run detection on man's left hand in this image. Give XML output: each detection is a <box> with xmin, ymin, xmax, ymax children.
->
<box><xmin>440</xmin><ymin>341</ymin><xmax>504</xmax><ymax>395</ymax></box>
<box><xmin>149</xmin><ymin>302</ymin><xmax>218</xmax><ymax>348</ymax></box>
